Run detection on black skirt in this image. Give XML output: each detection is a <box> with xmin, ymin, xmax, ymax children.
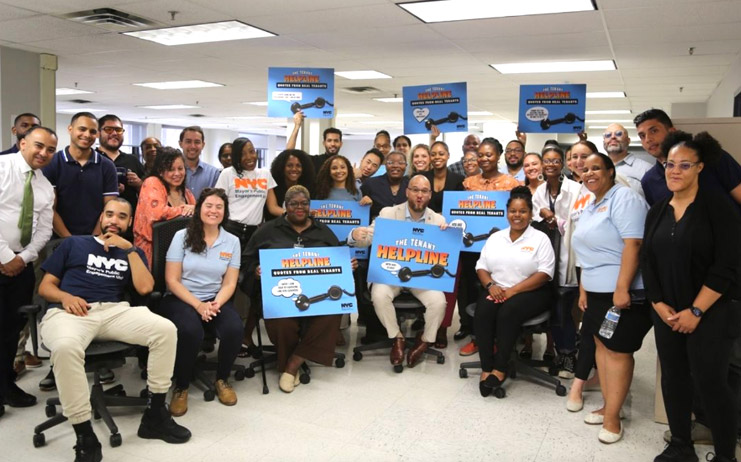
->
<box><xmin>582</xmin><ymin>291</ymin><xmax>652</xmax><ymax>353</ymax></box>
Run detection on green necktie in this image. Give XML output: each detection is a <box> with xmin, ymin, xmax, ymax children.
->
<box><xmin>18</xmin><ymin>170</ymin><xmax>33</xmax><ymax>247</ymax></box>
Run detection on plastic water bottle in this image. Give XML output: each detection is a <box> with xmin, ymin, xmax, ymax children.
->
<box><xmin>599</xmin><ymin>306</ymin><xmax>621</xmax><ymax>339</ymax></box>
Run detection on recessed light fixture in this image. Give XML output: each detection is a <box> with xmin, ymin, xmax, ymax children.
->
<box><xmin>336</xmin><ymin>113</ymin><xmax>374</xmax><ymax>118</ymax></box>
<box><xmin>586</xmin><ymin>91</ymin><xmax>626</xmax><ymax>98</ymax></box>
<box><xmin>56</xmin><ymin>88</ymin><xmax>94</xmax><ymax>96</ymax></box>
<box><xmin>335</xmin><ymin>70</ymin><xmax>392</xmax><ymax>80</ymax></box>
<box><xmin>243</xmin><ymin>101</ymin><xmax>269</xmax><ymax>106</ymax></box>
<box><xmin>138</xmin><ymin>104</ymin><xmax>200</xmax><ymax>110</ymax></box>
<box><xmin>123</xmin><ymin>20</ymin><xmax>275</xmax><ymax>46</ymax></box>
<box><xmin>133</xmin><ymin>80</ymin><xmax>224</xmax><ymax>90</ymax></box>
<box><xmin>585</xmin><ymin>109</ymin><xmax>631</xmax><ymax>115</ymax></box>
<box><xmin>469</xmin><ymin>111</ymin><xmax>494</xmax><ymax>116</ymax></box>
<box><xmin>490</xmin><ymin>60</ymin><xmax>616</xmax><ymax>74</ymax></box>
<box><xmin>398</xmin><ymin>0</ymin><xmax>596</xmax><ymax>23</ymax></box>
<box><xmin>373</xmin><ymin>97</ymin><xmax>404</xmax><ymax>103</ymax></box>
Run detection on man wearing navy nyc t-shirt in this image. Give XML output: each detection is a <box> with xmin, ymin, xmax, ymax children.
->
<box><xmin>38</xmin><ymin>198</ymin><xmax>191</xmax><ymax>461</ymax></box>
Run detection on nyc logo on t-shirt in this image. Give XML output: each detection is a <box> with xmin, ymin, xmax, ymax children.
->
<box><xmin>233</xmin><ymin>177</ymin><xmax>268</xmax><ymax>199</ymax></box>
<box><xmin>219</xmin><ymin>251</ymin><xmax>233</xmax><ymax>261</ymax></box>
<box><xmin>520</xmin><ymin>246</ymin><xmax>535</xmax><ymax>253</ymax></box>
<box><xmin>86</xmin><ymin>254</ymin><xmax>128</xmax><ymax>281</ymax></box>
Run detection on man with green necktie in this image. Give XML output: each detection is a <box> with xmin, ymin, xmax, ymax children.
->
<box><xmin>0</xmin><ymin>126</ymin><xmax>56</xmax><ymax>418</ymax></box>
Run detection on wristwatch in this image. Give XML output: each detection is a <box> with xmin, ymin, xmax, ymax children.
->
<box><xmin>484</xmin><ymin>281</ymin><xmax>495</xmax><ymax>290</ymax></box>
<box><xmin>125</xmin><ymin>246</ymin><xmax>139</xmax><ymax>256</ymax></box>
<box><xmin>690</xmin><ymin>306</ymin><xmax>703</xmax><ymax>318</ymax></box>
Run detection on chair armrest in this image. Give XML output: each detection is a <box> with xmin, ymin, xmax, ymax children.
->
<box><xmin>18</xmin><ymin>304</ymin><xmax>41</xmax><ymax>357</ymax></box>
<box><xmin>148</xmin><ymin>291</ymin><xmax>163</xmax><ymax>309</ymax></box>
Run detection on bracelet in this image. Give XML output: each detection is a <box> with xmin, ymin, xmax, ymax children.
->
<box><xmin>125</xmin><ymin>246</ymin><xmax>138</xmax><ymax>255</ymax></box>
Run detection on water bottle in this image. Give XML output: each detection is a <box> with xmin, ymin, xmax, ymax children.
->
<box><xmin>599</xmin><ymin>306</ymin><xmax>621</xmax><ymax>339</ymax></box>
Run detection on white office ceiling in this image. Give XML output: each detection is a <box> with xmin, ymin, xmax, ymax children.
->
<box><xmin>0</xmin><ymin>0</ymin><xmax>739</xmax><ymax>136</ymax></box>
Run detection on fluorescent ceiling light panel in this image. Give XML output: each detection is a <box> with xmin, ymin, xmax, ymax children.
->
<box><xmin>335</xmin><ymin>70</ymin><xmax>392</xmax><ymax>80</ymax></box>
<box><xmin>399</xmin><ymin>0</ymin><xmax>595</xmax><ymax>23</ymax></box>
<box><xmin>373</xmin><ymin>97</ymin><xmax>403</xmax><ymax>103</ymax></box>
<box><xmin>585</xmin><ymin>109</ymin><xmax>631</xmax><ymax>115</ymax></box>
<box><xmin>490</xmin><ymin>60</ymin><xmax>616</xmax><ymax>74</ymax></box>
<box><xmin>56</xmin><ymin>88</ymin><xmax>93</xmax><ymax>96</ymax></box>
<box><xmin>337</xmin><ymin>113</ymin><xmax>374</xmax><ymax>118</ymax></box>
<box><xmin>58</xmin><ymin>108</ymin><xmax>108</xmax><ymax>114</ymax></box>
<box><xmin>586</xmin><ymin>91</ymin><xmax>626</xmax><ymax>98</ymax></box>
<box><xmin>133</xmin><ymin>80</ymin><xmax>223</xmax><ymax>90</ymax></box>
<box><xmin>468</xmin><ymin>111</ymin><xmax>494</xmax><ymax>116</ymax></box>
<box><xmin>243</xmin><ymin>101</ymin><xmax>269</xmax><ymax>106</ymax></box>
<box><xmin>123</xmin><ymin>20</ymin><xmax>275</xmax><ymax>46</ymax></box>
<box><xmin>138</xmin><ymin>104</ymin><xmax>200</xmax><ymax>110</ymax></box>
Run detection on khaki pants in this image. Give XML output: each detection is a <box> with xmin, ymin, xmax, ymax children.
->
<box><xmin>40</xmin><ymin>302</ymin><xmax>177</xmax><ymax>424</ymax></box>
<box><xmin>370</xmin><ymin>284</ymin><xmax>446</xmax><ymax>344</ymax></box>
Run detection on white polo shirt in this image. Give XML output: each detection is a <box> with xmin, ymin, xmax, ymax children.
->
<box><xmin>475</xmin><ymin>225</ymin><xmax>555</xmax><ymax>289</ymax></box>
<box><xmin>215</xmin><ymin>167</ymin><xmax>277</xmax><ymax>225</ymax></box>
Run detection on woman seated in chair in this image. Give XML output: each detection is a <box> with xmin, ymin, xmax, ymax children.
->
<box><xmin>242</xmin><ymin>185</ymin><xmax>356</xmax><ymax>393</ymax></box>
<box><xmin>474</xmin><ymin>186</ymin><xmax>555</xmax><ymax>397</ymax></box>
<box><xmin>158</xmin><ymin>188</ymin><xmax>243</xmax><ymax>415</ymax></box>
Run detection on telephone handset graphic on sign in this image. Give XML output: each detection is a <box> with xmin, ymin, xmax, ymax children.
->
<box><xmin>424</xmin><ymin>111</ymin><xmax>468</xmax><ymax>131</ymax></box>
<box><xmin>290</xmin><ymin>97</ymin><xmax>334</xmax><ymax>114</ymax></box>
<box><xmin>294</xmin><ymin>285</ymin><xmax>354</xmax><ymax>311</ymax></box>
<box><xmin>463</xmin><ymin>227</ymin><xmax>500</xmax><ymax>248</ymax></box>
<box><xmin>539</xmin><ymin>112</ymin><xmax>584</xmax><ymax>130</ymax></box>
<box><xmin>398</xmin><ymin>264</ymin><xmax>455</xmax><ymax>283</ymax></box>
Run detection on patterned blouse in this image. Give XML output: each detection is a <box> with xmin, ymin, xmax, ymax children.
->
<box><xmin>462</xmin><ymin>173</ymin><xmax>520</xmax><ymax>191</ymax></box>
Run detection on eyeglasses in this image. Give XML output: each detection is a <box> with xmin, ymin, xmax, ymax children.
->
<box><xmin>408</xmin><ymin>187</ymin><xmax>431</xmax><ymax>195</ymax></box>
<box><xmin>542</xmin><ymin>159</ymin><xmax>562</xmax><ymax>165</ymax></box>
<box><xmin>505</xmin><ymin>148</ymin><xmax>524</xmax><ymax>154</ymax></box>
<box><xmin>386</xmin><ymin>160</ymin><xmax>407</xmax><ymax>167</ymax></box>
<box><xmin>286</xmin><ymin>200</ymin><xmax>310</xmax><ymax>208</ymax></box>
<box><xmin>603</xmin><ymin>130</ymin><xmax>624</xmax><ymax>139</ymax></box>
<box><xmin>664</xmin><ymin>161</ymin><xmax>700</xmax><ymax>171</ymax></box>
<box><xmin>462</xmin><ymin>158</ymin><xmax>478</xmax><ymax>164</ymax></box>
<box><xmin>102</xmin><ymin>126</ymin><xmax>125</xmax><ymax>134</ymax></box>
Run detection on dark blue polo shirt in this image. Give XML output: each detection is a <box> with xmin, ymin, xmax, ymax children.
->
<box><xmin>641</xmin><ymin>150</ymin><xmax>741</xmax><ymax>212</ymax></box>
<box><xmin>0</xmin><ymin>144</ymin><xmax>19</xmax><ymax>155</ymax></box>
<box><xmin>41</xmin><ymin>147</ymin><xmax>119</xmax><ymax>235</ymax></box>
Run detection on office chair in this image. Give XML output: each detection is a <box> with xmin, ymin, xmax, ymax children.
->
<box><xmin>150</xmin><ymin>217</ymin><xmax>247</xmax><ymax>402</ymax></box>
<box><xmin>352</xmin><ymin>290</ymin><xmax>445</xmax><ymax>373</ymax></box>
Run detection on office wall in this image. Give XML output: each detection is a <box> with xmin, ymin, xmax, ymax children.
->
<box><xmin>707</xmin><ymin>54</ymin><xmax>741</xmax><ymax>117</ymax></box>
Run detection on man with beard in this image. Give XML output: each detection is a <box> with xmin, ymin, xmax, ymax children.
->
<box><xmin>96</xmin><ymin>115</ymin><xmax>145</xmax><ymax>218</ymax></box>
<box><xmin>504</xmin><ymin>139</ymin><xmax>526</xmax><ymax>182</ymax></box>
<box><xmin>603</xmin><ymin>123</ymin><xmax>651</xmax><ymax>195</ymax></box>
<box><xmin>359</xmin><ymin>151</ymin><xmax>409</xmax><ymax>220</ymax></box>
<box><xmin>349</xmin><ymin>175</ymin><xmax>447</xmax><ymax>368</ymax></box>
<box><xmin>38</xmin><ymin>198</ymin><xmax>191</xmax><ymax>461</ymax></box>
<box><xmin>0</xmin><ymin>113</ymin><xmax>40</xmax><ymax>155</ymax></box>
<box><xmin>310</xmin><ymin>127</ymin><xmax>343</xmax><ymax>174</ymax></box>
<box><xmin>180</xmin><ymin>126</ymin><xmax>220</xmax><ymax>199</ymax></box>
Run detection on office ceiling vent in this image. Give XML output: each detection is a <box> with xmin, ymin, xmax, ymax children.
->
<box><xmin>67</xmin><ymin>99</ymin><xmax>93</xmax><ymax>104</ymax></box>
<box><xmin>60</xmin><ymin>8</ymin><xmax>157</xmax><ymax>30</ymax></box>
<box><xmin>340</xmin><ymin>86</ymin><xmax>381</xmax><ymax>94</ymax></box>
<box><xmin>189</xmin><ymin>114</ymin><xmax>206</xmax><ymax>118</ymax></box>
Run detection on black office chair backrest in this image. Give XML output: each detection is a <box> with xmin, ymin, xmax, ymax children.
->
<box><xmin>151</xmin><ymin>217</ymin><xmax>191</xmax><ymax>293</ymax></box>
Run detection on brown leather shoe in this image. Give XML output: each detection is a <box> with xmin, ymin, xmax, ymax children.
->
<box><xmin>390</xmin><ymin>337</ymin><xmax>405</xmax><ymax>366</ymax></box>
<box><xmin>407</xmin><ymin>340</ymin><xmax>429</xmax><ymax>368</ymax></box>
<box><xmin>214</xmin><ymin>380</ymin><xmax>237</xmax><ymax>406</ymax></box>
<box><xmin>23</xmin><ymin>352</ymin><xmax>42</xmax><ymax>368</ymax></box>
<box><xmin>170</xmin><ymin>388</ymin><xmax>188</xmax><ymax>417</ymax></box>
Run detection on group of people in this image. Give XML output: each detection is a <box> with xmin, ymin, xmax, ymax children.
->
<box><xmin>0</xmin><ymin>106</ymin><xmax>739</xmax><ymax>462</ymax></box>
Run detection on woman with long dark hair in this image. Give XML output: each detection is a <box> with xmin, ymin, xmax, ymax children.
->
<box><xmin>265</xmin><ymin>149</ymin><xmax>315</xmax><ymax>219</ymax></box>
<box><xmin>314</xmin><ymin>155</ymin><xmax>370</xmax><ymax>204</ymax></box>
<box><xmin>134</xmin><ymin>147</ymin><xmax>195</xmax><ymax>266</ymax></box>
<box><xmin>158</xmin><ymin>188</ymin><xmax>243</xmax><ymax>416</ymax></box>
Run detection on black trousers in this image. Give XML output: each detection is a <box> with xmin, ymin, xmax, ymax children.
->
<box><xmin>652</xmin><ymin>301</ymin><xmax>739</xmax><ymax>458</ymax></box>
<box><xmin>0</xmin><ymin>264</ymin><xmax>34</xmax><ymax>396</ymax></box>
<box><xmin>157</xmin><ymin>295</ymin><xmax>242</xmax><ymax>389</ymax></box>
<box><xmin>474</xmin><ymin>285</ymin><xmax>552</xmax><ymax>372</ymax></box>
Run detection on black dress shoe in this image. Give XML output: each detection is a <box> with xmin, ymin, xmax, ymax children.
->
<box><xmin>74</xmin><ymin>433</ymin><xmax>102</xmax><ymax>462</ymax></box>
<box><xmin>4</xmin><ymin>384</ymin><xmax>37</xmax><ymax>407</ymax></box>
<box><xmin>138</xmin><ymin>407</ymin><xmax>191</xmax><ymax>444</ymax></box>
<box><xmin>39</xmin><ymin>368</ymin><xmax>56</xmax><ymax>391</ymax></box>
<box><xmin>453</xmin><ymin>328</ymin><xmax>470</xmax><ymax>341</ymax></box>
<box><xmin>482</xmin><ymin>374</ymin><xmax>502</xmax><ymax>390</ymax></box>
<box><xmin>479</xmin><ymin>381</ymin><xmax>492</xmax><ymax>397</ymax></box>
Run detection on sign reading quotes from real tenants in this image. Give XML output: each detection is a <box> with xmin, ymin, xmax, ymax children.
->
<box><xmin>267</xmin><ymin>67</ymin><xmax>335</xmax><ymax>118</ymax></box>
<box><xmin>518</xmin><ymin>84</ymin><xmax>587</xmax><ymax>133</ymax></box>
<box><xmin>259</xmin><ymin>246</ymin><xmax>356</xmax><ymax>319</ymax></box>
<box><xmin>366</xmin><ymin>218</ymin><xmax>462</xmax><ymax>292</ymax></box>
<box><xmin>402</xmin><ymin>82</ymin><xmax>468</xmax><ymax>135</ymax></box>
<box><xmin>442</xmin><ymin>191</ymin><xmax>509</xmax><ymax>253</ymax></box>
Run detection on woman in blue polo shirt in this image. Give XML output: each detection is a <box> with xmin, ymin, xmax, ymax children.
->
<box><xmin>572</xmin><ymin>153</ymin><xmax>650</xmax><ymax>445</ymax></box>
<box><xmin>157</xmin><ymin>188</ymin><xmax>242</xmax><ymax>416</ymax></box>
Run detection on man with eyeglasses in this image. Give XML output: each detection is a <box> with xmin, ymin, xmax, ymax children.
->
<box><xmin>504</xmin><ymin>140</ymin><xmax>526</xmax><ymax>182</ymax></box>
<box><xmin>603</xmin><ymin>123</ymin><xmax>652</xmax><ymax>196</ymax></box>
<box><xmin>349</xmin><ymin>175</ymin><xmax>448</xmax><ymax>368</ymax></box>
<box><xmin>360</xmin><ymin>151</ymin><xmax>410</xmax><ymax>220</ymax></box>
<box><xmin>96</xmin><ymin>115</ymin><xmax>145</xmax><ymax>220</ymax></box>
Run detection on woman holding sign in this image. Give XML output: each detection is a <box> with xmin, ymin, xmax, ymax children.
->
<box><xmin>242</xmin><ymin>185</ymin><xmax>353</xmax><ymax>393</ymax></box>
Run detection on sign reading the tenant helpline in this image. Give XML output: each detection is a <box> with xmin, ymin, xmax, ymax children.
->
<box><xmin>518</xmin><ymin>84</ymin><xmax>587</xmax><ymax>134</ymax></box>
<box><xmin>310</xmin><ymin>200</ymin><xmax>370</xmax><ymax>259</ymax></box>
<box><xmin>402</xmin><ymin>82</ymin><xmax>468</xmax><ymax>135</ymax></box>
<box><xmin>259</xmin><ymin>246</ymin><xmax>356</xmax><ymax>319</ymax></box>
<box><xmin>442</xmin><ymin>191</ymin><xmax>509</xmax><ymax>253</ymax></box>
<box><xmin>367</xmin><ymin>218</ymin><xmax>462</xmax><ymax>292</ymax></box>
<box><xmin>267</xmin><ymin>67</ymin><xmax>335</xmax><ymax>118</ymax></box>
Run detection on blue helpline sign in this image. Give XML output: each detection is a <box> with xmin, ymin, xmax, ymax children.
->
<box><xmin>267</xmin><ymin>67</ymin><xmax>335</xmax><ymax>118</ymax></box>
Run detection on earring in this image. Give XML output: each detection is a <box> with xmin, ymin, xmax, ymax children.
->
<box><xmin>559</xmin><ymin>173</ymin><xmax>565</xmax><ymax>182</ymax></box>
<box><xmin>537</xmin><ymin>174</ymin><xmax>544</xmax><ymax>182</ymax></box>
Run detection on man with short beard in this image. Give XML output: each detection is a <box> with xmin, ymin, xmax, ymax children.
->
<box><xmin>96</xmin><ymin>114</ymin><xmax>145</xmax><ymax>217</ymax></box>
<box><xmin>1</xmin><ymin>113</ymin><xmax>41</xmax><ymax>155</ymax></box>
<box><xmin>504</xmin><ymin>140</ymin><xmax>526</xmax><ymax>182</ymax></box>
<box><xmin>310</xmin><ymin>127</ymin><xmax>343</xmax><ymax>174</ymax></box>
<box><xmin>603</xmin><ymin>123</ymin><xmax>651</xmax><ymax>195</ymax></box>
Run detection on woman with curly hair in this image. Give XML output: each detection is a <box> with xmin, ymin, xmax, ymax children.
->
<box><xmin>265</xmin><ymin>148</ymin><xmax>315</xmax><ymax>219</ymax></box>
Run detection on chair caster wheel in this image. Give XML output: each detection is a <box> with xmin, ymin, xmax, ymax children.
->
<box><xmin>556</xmin><ymin>384</ymin><xmax>567</xmax><ymax>396</ymax></box>
<box><xmin>335</xmin><ymin>357</ymin><xmax>345</xmax><ymax>368</ymax></box>
<box><xmin>33</xmin><ymin>433</ymin><xmax>45</xmax><ymax>448</ymax></box>
<box><xmin>203</xmin><ymin>390</ymin><xmax>215</xmax><ymax>402</ymax></box>
<box><xmin>45</xmin><ymin>404</ymin><xmax>56</xmax><ymax>417</ymax></box>
<box><xmin>299</xmin><ymin>373</ymin><xmax>310</xmax><ymax>384</ymax></box>
<box><xmin>139</xmin><ymin>389</ymin><xmax>148</xmax><ymax>398</ymax></box>
<box><xmin>393</xmin><ymin>364</ymin><xmax>403</xmax><ymax>373</ymax></box>
<box><xmin>245</xmin><ymin>367</ymin><xmax>255</xmax><ymax>379</ymax></box>
<box><xmin>493</xmin><ymin>387</ymin><xmax>506</xmax><ymax>399</ymax></box>
<box><xmin>234</xmin><ymin>369</ymin><xmax>246</xmax><ymax>381</ymax></box>
<box><xmin>436</xmin><ymin>355</ymin><xmax>445</xmax><ymax>364</ymax></box>
<box><xmin>353</xmin><ymin>351</ymin><xmax>363</xmax><ymax>361</ymax></box>
<box><xmin>459</xmin><ymin>368</ymin><xmax>468</xmax><ymax>379</ymax></box>
<box><xmin>110</xmin><ymin>433</ymin><xmax>122</xmax><ymax>447</ymax></box>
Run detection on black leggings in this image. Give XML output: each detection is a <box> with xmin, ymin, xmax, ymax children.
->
<box><xmin>652</xmin><ymin>301</ymin><xmax>739</xmax><ymax>458</ymax></box>
<box><xmin>574</xmin><ymin>324</ymin><xmax>596</xmax><ymax>381</ymax></box>
<box><xmin>474</xmin><ymin>286</ymin><xmax>552</xmax><ymax>373</ymax></box>
<box><xmin>157</xmin><ymin>295</ymin><xmax>242</xmax><ymax>389</ymax></box>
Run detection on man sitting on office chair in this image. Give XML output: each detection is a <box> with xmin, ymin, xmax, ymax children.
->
<box><xmin>38</xmin><ymin>198</ymin><xmax>191</xmax><ymax>462</ymax></box>
<box><xmin>349</xmin><ymin>175</ymin><xmax>447</xmax><ymax>368</ymax></box>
